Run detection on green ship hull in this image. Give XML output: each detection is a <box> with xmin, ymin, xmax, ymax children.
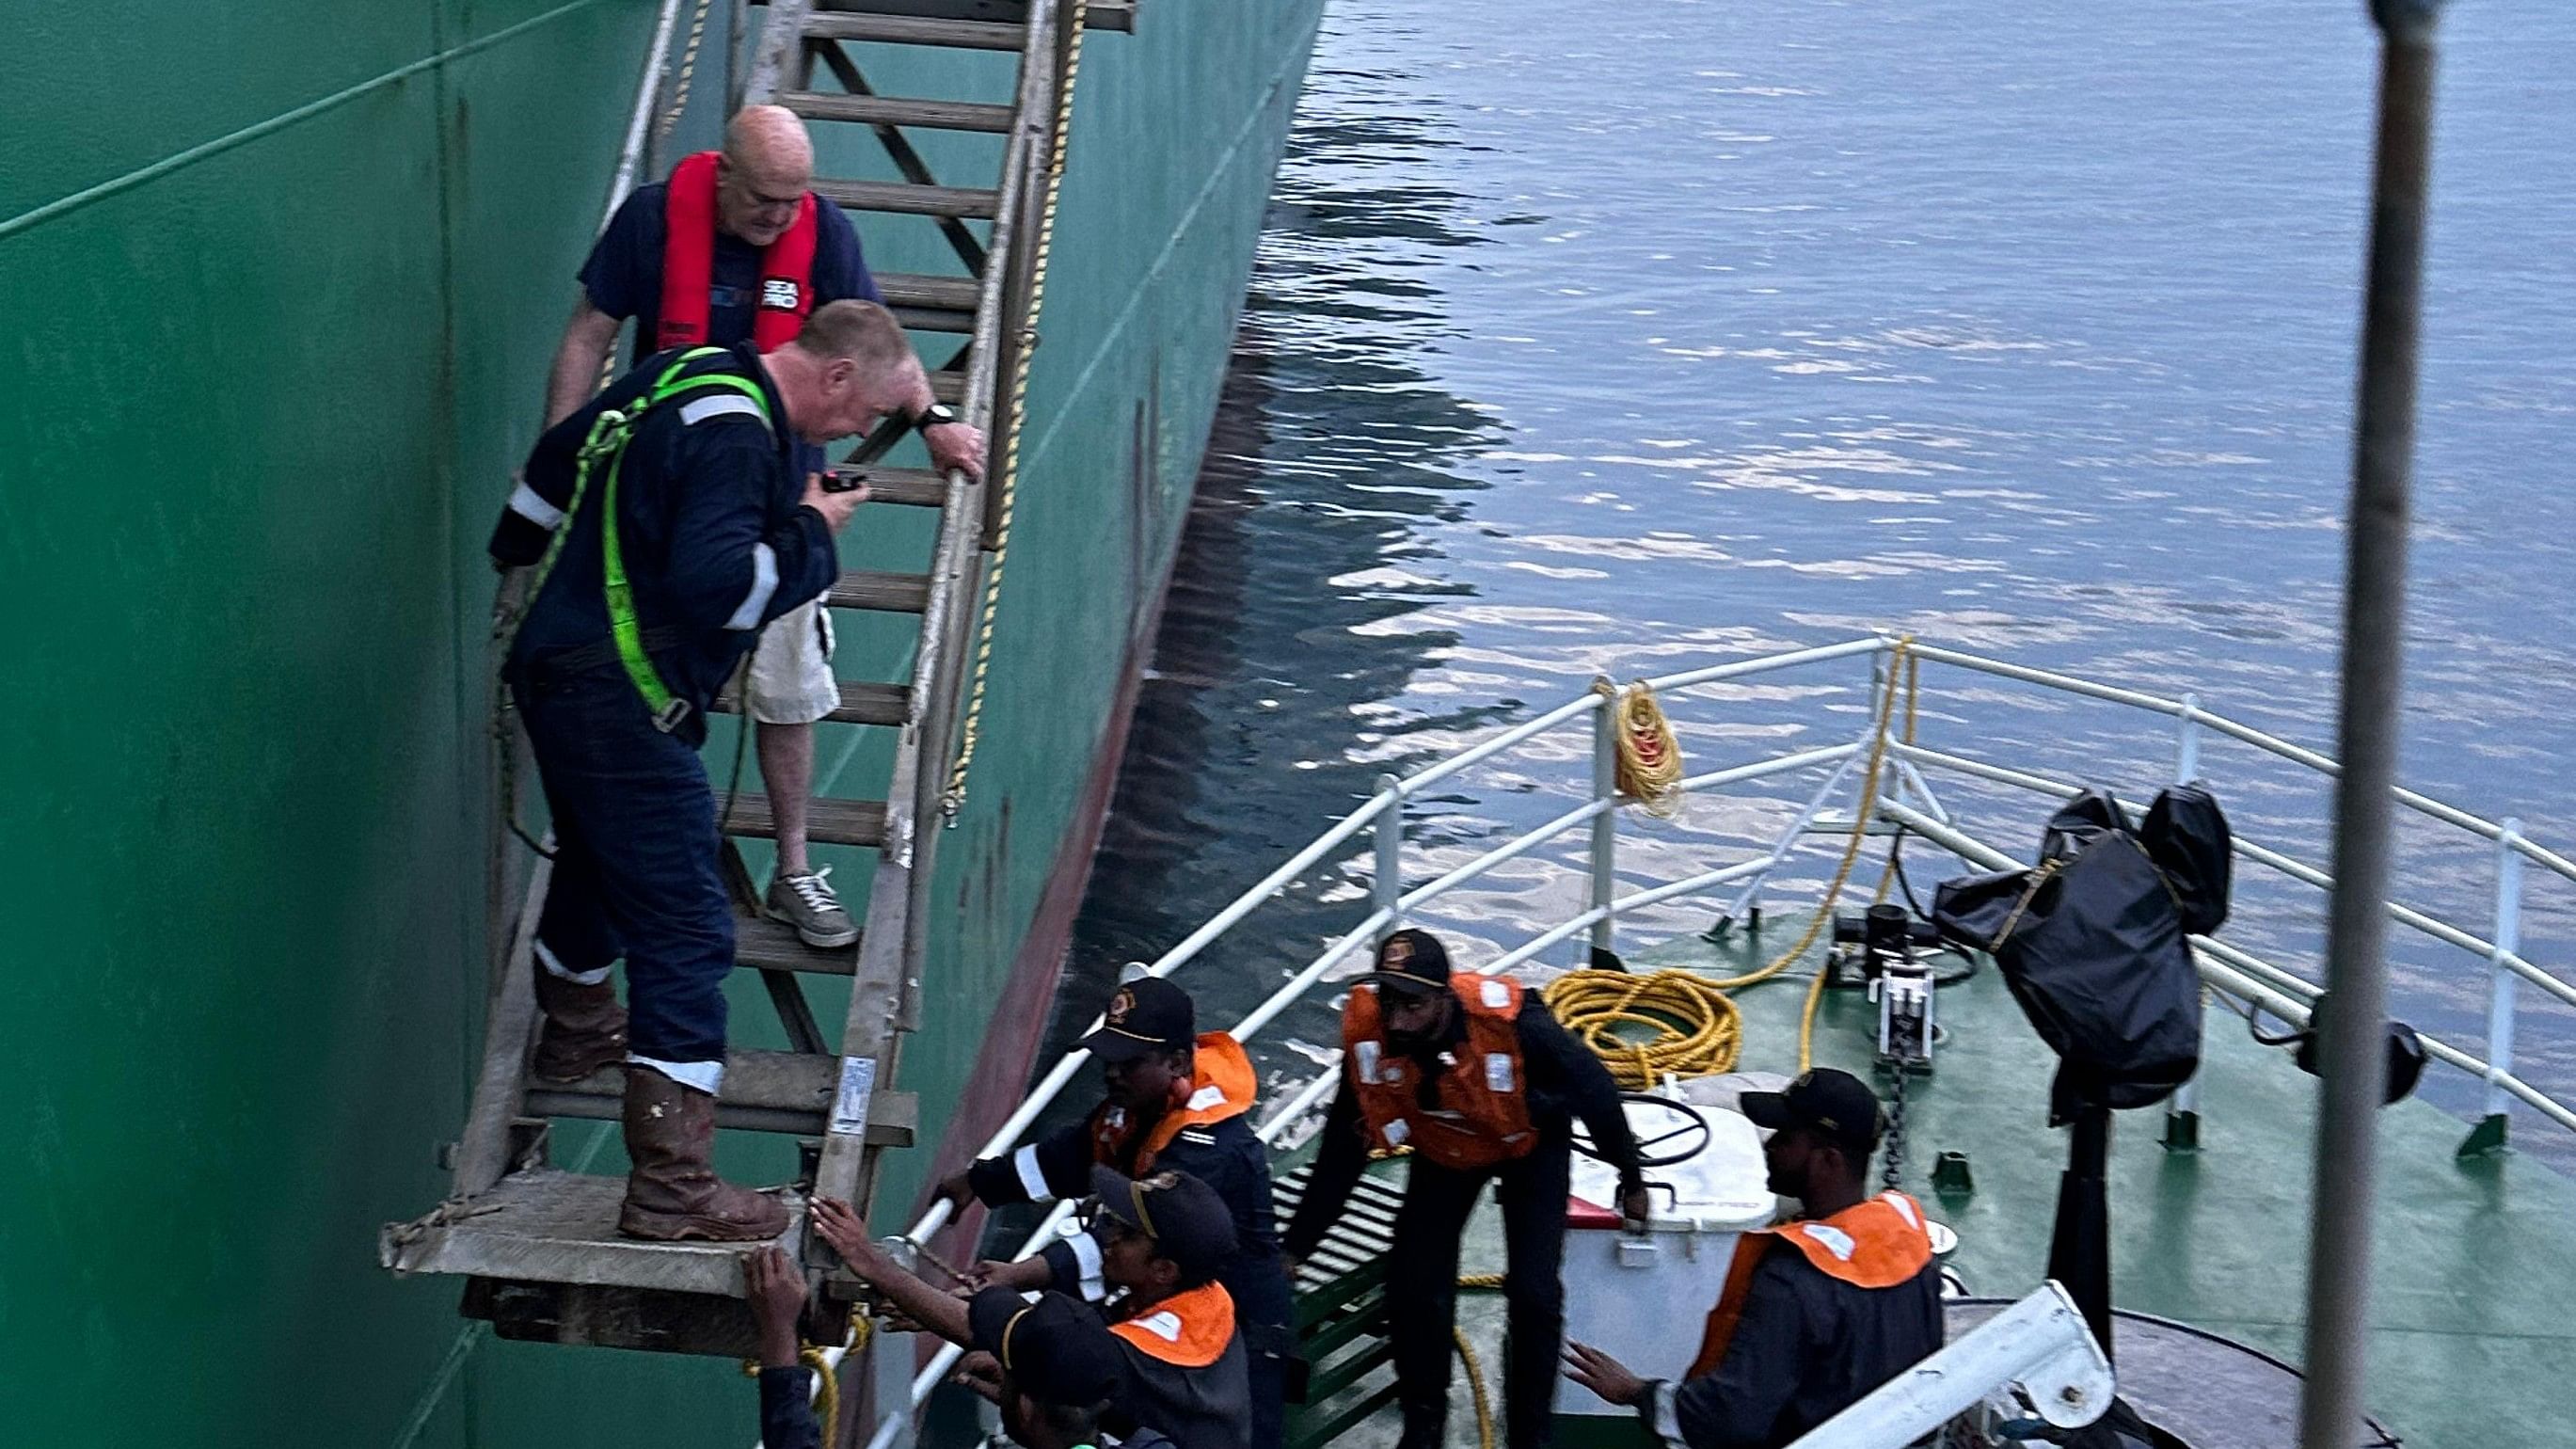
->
<box><xmin>0</xmin><ymin>1</ymin><xmax>1320</xmax><ymax>1442</ymax></box>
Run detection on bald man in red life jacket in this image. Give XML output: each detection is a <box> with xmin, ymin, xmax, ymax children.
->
<box><xmin>1564</xmin><ymin>1069</ymin><xmax>1944</xmax><ymax>1449</ymax></box>
<box><xmin>533</xmin><ymin>104</ymin><xmax>985</xmax><ymax>972</ymax></box>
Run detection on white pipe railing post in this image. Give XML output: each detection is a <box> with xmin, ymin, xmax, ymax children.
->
<box><xmin>1373</xmin><ymin>775</ymin><xmax>1404</xmax><ymax>938</ymax></box>
<box><xmin>2469</xmin><ymin>818</ymin><xmax>2525</xmax><ymax>1154</ymax></box>
<box><xmin>1588</xmin><ymin>678</ymin><xmax>1620</xmax><ymax>963</ymax></box>
<box><xmin>2167</xmin><ymin>691</ymin><xmax>2206</xmax><ymax>1151</ymax></box>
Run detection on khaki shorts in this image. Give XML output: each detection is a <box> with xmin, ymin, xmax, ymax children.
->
<box><xmin>742</xmin><ymin>597</ymin><xmax>838</xmax><ymax>724</ymax></box>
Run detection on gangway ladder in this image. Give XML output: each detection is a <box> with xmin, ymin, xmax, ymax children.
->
<box><xmin>378</xmin><ymin>0</ymin><xmax>1129</xmax><ymax>1357</ymax></box>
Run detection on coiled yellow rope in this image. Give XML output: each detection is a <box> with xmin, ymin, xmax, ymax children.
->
<box><xmin>1544</xmin><ymin>639</ymin><xmax>1918</xmax><ymax>1077</ymax></box>
<box><xmin>1543</xmin><ymin>968</ymin><xmax>1745</xmax><ymax>1091</ymax></box>
<box><xmin>1593</xmin><ymin>678</ymin><xmax>1687</xmax><ymax>818</ymax></box>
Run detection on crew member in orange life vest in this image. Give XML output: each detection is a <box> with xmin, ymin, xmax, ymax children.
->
<box><xmin>1563</xmin><ymin>1069</ymin><xmax>1944</xmax><ymax>1449</ymax></box>
<box><xmin>839</xmin><ymin>1168</ymin><xmax>1253</xmax><ymax>1449</ymax></box>
<box><xmin>1280</xmin><ymin>930</ymin><xmax>1650</xmax><ymax>1449</ymax></box>
<box><xmin>939</xmin><ymin>977</ymin><xmax>1296</xmax><ymax>1449</ymax></box>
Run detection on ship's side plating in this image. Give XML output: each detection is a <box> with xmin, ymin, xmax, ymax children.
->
<box><xmin>0</xmin><ymin>1</ymin><xmax>1320</xmax><ymax>1443</ymax></box>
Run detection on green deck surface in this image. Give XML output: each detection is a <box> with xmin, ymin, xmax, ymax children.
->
<box><xmin>1306</xmin><ymin>922</ymin><xmax>2576</xmax><ymax>1448</ymax></box>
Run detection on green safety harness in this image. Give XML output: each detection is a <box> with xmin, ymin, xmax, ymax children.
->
<box><xmin>521</xmin><ymin>346</ymin><xmax>774</xmax><ymax>732</ymax></box>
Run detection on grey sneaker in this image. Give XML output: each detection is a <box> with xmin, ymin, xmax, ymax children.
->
<box><xmin>766</xmin><ymin>867</ymin><xmax>859</xmax><ymax>949</ymax></box>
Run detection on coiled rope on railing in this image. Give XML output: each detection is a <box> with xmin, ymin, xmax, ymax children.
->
<box><xmin>1544</xmin><ymin>638</ymin><xmax>1918</xmax><ymax>1078</ymax></box>
<box><xmin>941</xmin><ymin>7</ymin><xmax>1088</xmax><ymax>822</ymax></box>
<box><xmin>1593</xmin><ymin>677</ymin><xmax>1687</xmax><ymax>817</ymax></box>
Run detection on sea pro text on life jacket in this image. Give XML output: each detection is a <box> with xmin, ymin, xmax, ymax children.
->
<box><xmin>1689</xmin><ymin>1191</ymin><xmax>1936</xmax><ymax>1376</ymax></box>
<box><xmin>657</xmin><ymin>150</ymin><xmax>818</xmax><ymax>353</ymax></box>
<box><xmin>1109</xmin><ymin>1280</ymin><xmax>1239</xmax><ymax>1369</ymax></box>
<box><xmin>1342</xmin><ymin>975</ymin><xmax>1537</xmax><ymax>1170</ymax></box>
<box><xmin>1092</xmin><ymin>1032</ymin><xmax>1260</xmax><ymax>1175</ymax></box>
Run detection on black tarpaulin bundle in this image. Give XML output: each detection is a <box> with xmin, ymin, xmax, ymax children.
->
<box><xmin>1933</xmin><ymin>786</ymin><xmax>2233</xmax><ymax>1122</ymax></box>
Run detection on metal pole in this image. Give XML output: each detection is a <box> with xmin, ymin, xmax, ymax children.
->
<box><xmin>1374</xmin><ymin>774</ymin><xmax>1404</xmax><ymax>936</ymax></box>
<box><xmin>1589</xmin><ymin>682</ymin><xmax>1619</xmax><ymax>962</ymax></box>
<box><xmin>2165</xmin><ymin>693</ymin><xmax>2205</xmax><ymax>1150</ymax></box>
<box><xmin>2299</xmin><ymin>7</ymin><xmax>2441</xmax><ymax>1449</ymax></box>
<box><xmin>2479</xmin><ymin>819</ymin><xmax>2525</xmax><ymax>1134</ymax></box>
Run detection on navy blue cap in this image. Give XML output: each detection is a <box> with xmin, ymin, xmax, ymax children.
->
<box><xmin>966</xmin><ymin>1287</ymin><xmax>1123</xmax><ymax>1406</ymax></box>
<box><xmin>1089</xmin><ymin>1164</ymin><xmax>1238</xmax><ymax>1282</ymax></box>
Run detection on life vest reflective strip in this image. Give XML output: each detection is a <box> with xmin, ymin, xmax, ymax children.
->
<box><xmin>1686</xmin><ymin>1192</ymin><xmax>1935</xmax><ymax>1377</ymax></box>
<box><xmin>1091</xmin><ymin>1032</ymin><xmax>1260</xmax><ymax>1174</ymax></box>
<box><xmin>1342</xmin><ymin>975</ymin><xmax>1536</xmax><ymax>1170</ymax></box>
<box><xmin>1108</xmin><ymin>1281</ymin><xmax>1237</xmax><ymax>1369</ymax></box>
<box><xmin>657</xmin><ymin>151</ymin><xmax>819</xmax><ymax>353</ymax></box>
<box><xmin>526</xmin><ymin>347</ymin><xmax>774</xmax><ymax>731</ymax></box>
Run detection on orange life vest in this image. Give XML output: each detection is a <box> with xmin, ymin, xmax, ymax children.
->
<box><xmin>1109</xmin><ymin>1280</ymin><xmax>1238</xmax><ymax>1368</ymax></box>
<box><xmin>657</xmin><ymin>150</ymin><xmax>819</xmax><ymax>353</ymax></box>
<box><xmin>1342</xmin><ymin>975</ymin><xmax>1537</xmax><ymax>1170</ymax></box>
<box><xmin>1688</xmin><ymin>1191</ymin><xmax>1936</xmax><ymax>1377</ymax></box>
<box><xmin>1089</xmin><ymin>1032</ymin><xmax>1260</xmax><ymax>1174</ymax></box>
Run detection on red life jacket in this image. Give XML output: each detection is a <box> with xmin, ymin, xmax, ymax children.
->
<box><xmin>1688</xmin><ymin>1191</ymin><xmax>1936</xmax><ymax>1377</ymax></box>
<box><xmin>657</xmin><ymin>150</ymin><xmax>819</xmax><ymax>353</ymax></box>
<box><xmin>1090</xmin><ymin>1032</ymin><xmax>1260</xmax><ymax>1175</ymax></box>
<box><xmin>1343</xmin><ymin>975</ymin><xmax>1537</xmax><ymax>1170</ymax></box>
<box><xmin>1109</xmin><ymin>1280</ymin><xmax>1238</xmax><ymax>1368</ymax></box>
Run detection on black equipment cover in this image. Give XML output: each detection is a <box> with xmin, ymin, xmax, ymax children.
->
<box><xmin>1932</xmin><ymin>787</ymin><xmax>2233</xmax><ymax>1121</ymax></box>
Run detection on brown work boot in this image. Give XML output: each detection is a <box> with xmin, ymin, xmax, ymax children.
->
<box><xmin>531</xmin><ymin>969</ymin><xmax>628</xmax><ymax>1083</ymax></box>
<box><xmin>616</xmin><ymin>1064</ymin><xmax>789</xmax><ymax>1242</ymax></box>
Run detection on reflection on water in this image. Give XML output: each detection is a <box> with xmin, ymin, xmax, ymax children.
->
<box><xmin>1063</xmin><ymin>0</ymin><xmax>2576</xmax><ymax>1166</ymax></box>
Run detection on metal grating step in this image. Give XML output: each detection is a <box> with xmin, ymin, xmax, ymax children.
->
<box><xmin>523</xmin><ymin>1050</ymin><xmax>917</xmax><ymax>1141</ymax></box>
<box><xmin>825</xmin><ymin>569</ymin><xmax>932</xmax><ymax>613</ymax></box>
<box><xmin>833</xmin><ymin>463</ymin><xmax>947</xmax><ymax>506</ymax></box>
<box><xmin>814</xmin><ymin>177</ymin><xmax>999</xmax><ymax>219</ymax></box>
<box><xmin>720</xmin><ymin>792</ymin><xmax>888</xmax><ymax>847</ymax></box>
<box><xmin>713</xmin><ymin>678</ymin><xmax>910</xmax><ymax>726</ymax></box>
<box><xmin>781</xmin><ymin>91</ymin><xmax>1015</xmax><ymax>134</ymax></box>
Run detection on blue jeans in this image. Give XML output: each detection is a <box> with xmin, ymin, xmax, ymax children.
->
<box><xmin>512</xmin><ymin>663</ymin><xmax>733</xmax><ymax>1067</ymax></box>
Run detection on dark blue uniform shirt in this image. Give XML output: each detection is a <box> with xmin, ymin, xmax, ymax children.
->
<box><xmin>492</xmin><ymin>344</ymin><xmax>836</xmax><ymax>727</ymax></box>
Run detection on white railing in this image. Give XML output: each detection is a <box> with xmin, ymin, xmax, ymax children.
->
<box><xmin>855</xmin><ymin>634</ymin><xmax>2575</xmax><ymax>1438</ymax></box>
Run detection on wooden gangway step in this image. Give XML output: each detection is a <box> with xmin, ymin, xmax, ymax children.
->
<box><xmin>713</xmin><ymin>678</ymin><xmax>910</xmax><ymax>726</ymax></box>
<box><xmin>385</xmin><ymin>1169</ymin><xmax>800</xmax><ymax>1297</ymax></box>
<box><xmin>803</xmin><ymin>11</ymin><xmax>1029</xmax><ymax>50</ymax></box>
<box><xmin>832</xmin><ymin>462</ymin><xmax>947</xmax><ymax>506</ymax></box>
<box><xmin>524</xmin><ymin>1050</ymin><xmax>918</xmax><ymax>1140</ymax></box>
<box><xmin>826</xmin><ymin>569</ymin><xmax>933</xmax><ymax>613</ymax></box>
<box><xmin>736</xmin><ymin>910</ymin><xmax>861</xmax><ymax>975</ymax></box>
<box><xmin>720</xmin><ymin>792</ymin><xmax>888</xmax><ymax>847</ymax></box>
<box><xmin>814</xmin><ymin>177</ymin><xmax>1000</xmax><ymax>219</ymax></box>
<box><xmin>781</xmin><ymin>91</ymin><xmax>1016</xmax><ymax>134</ymax></box>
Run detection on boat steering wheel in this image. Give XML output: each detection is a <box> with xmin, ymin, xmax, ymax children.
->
<box><xmin>1571</xmin><ymin>1091</ymin><xmax>1712</xmax><ymax>1169</ymax></box>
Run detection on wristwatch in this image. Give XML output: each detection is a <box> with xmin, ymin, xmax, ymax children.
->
<box><xmin>909</xmin><ymin>402</ymin><xmax>959</xmax><ymax>434</ymax></box>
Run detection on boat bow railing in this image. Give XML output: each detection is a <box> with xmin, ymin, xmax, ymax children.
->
<box><xmin>861</xmin><ymin>633</ymin><xmax>2576</xmax><ymax>1441</ymax></box>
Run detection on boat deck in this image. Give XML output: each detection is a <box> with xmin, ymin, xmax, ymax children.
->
<box><xmin>1306</xmin><ymin>921</ymin><xmax>2576</xmax><ymax>1448</ymax></box>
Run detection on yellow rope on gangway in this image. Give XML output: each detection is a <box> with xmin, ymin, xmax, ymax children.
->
<box><xmin>942</xmin><ymin>5</ymin><xmax>1088</xmax><ymax>821</ymax></box>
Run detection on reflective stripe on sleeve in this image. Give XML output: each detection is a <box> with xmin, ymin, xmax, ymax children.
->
<box><xmin>508</xmin><ymin>481</ymin><xmax>565</xmax><ymax>530</ymax></box>
<box><xmin>1013</xmin><ymin>1145</ymin><xmax>1056</xmax><ymax>1203</ymax></box>
<box><xmin>679</xmin><ymin>393</ymin><xmax>765</xmax><ymax>426</ymax></box>
<box><xmin>724</xmin><ymin>542</ymin><xmax>780</xmax><ymax>630</ymax></box>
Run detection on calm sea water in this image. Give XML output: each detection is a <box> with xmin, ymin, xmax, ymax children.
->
<box><xmin>1063</xmin><ymin>0</ymin><xmax>2576</xmax><ymax>1163</ymax></box>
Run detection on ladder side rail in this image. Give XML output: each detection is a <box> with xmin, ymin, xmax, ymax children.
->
<box><xmin>806</xmin><ymin>0</ymin><xmax>1058</xmax><ymax>1224</ymax></box>
<box><xmin>741</xmin><ymin>0</ymin><xmax>817</xmax><ymax>104</ymax></box>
